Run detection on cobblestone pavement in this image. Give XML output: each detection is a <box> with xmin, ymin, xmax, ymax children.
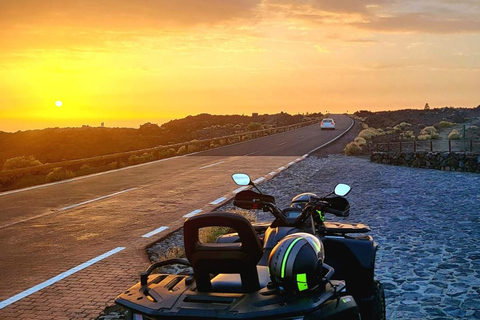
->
<box><xmin>108</xmin><ymin>154</ymin><xmax>480</xmax><ymax>319</ymax></box>
<box><xmin>222</xmin><ymin>155</ymin><xmax>480</xmax><ymax>320</ymax></box>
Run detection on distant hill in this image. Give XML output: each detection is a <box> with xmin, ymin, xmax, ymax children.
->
<box><xmin>0</xmin><ymin>112</ymin><xmax>318</xmax><ymax>168</ymax></box>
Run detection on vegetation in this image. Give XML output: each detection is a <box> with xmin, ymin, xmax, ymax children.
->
<box><xmin>2</xmin><ymin>155</ymin><xmax>42</xmax><ymax>171</ymax></box>
<box><xmin>45</xmin><ymin>168</ymin><xmax>75</xmax><ymax>182</ymax></box>
<box><xmin>418</xmin><ymin>126</ymin><xmax>440</xmax><ymax>140</ymax></box>
<box><xmin>438</xmin><ymin>121</ymin><xmax>454</xmax><ymax>128</ymax></box>
<box><xmin>344</xmin><ymin>141</ymin><xmax>364</xmax><ymax>156</ymax></box>
<box><xmin>448</xmin><ymin>129</ymin><xmax>462</xmax><ymax>140</ymax></box>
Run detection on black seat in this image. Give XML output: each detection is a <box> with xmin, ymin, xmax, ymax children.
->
<box><xmin>184</xmin><ymin>212</ymin><xmax>263</xmax><ymax>293</ymax></box>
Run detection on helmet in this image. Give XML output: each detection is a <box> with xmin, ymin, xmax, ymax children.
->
<box><xmin>268</xmin><ymin>233</ymin><xmax>325</xmax><ymax>293</ymax></box>
<box><xmin>291</xmin><ymin>192</ymin><xmax>317</xmax><ymax>209</ymax></box>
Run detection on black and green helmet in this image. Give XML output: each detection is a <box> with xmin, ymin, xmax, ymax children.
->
<box><xmin>268</xmin><ymin>233</ymin><xmax>325</xmax><ymax>293</ymax></box>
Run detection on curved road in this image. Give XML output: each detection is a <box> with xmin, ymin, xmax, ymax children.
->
<box><xmin>0</xmin><ymin>115</ymin><xmax>352</xmax><ymax>318</ymax></box>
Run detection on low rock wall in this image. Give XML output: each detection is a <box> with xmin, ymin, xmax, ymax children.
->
<box><xmin>370</xmin><ymin>151</ymin><xmax>480</xmax><ymax>172</ymax></box>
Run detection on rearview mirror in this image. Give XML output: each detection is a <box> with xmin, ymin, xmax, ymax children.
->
<box><xmin>232</xmin><ymin>173</ymin><xmax>251</xmax><ymax>186</ymax></box>
<box><xmin>334</xmin><ymin>184</ymin><xmax>351</xmax><ymax>197</ymax></box>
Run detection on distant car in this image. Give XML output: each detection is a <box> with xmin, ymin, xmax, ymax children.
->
<box><xmin>320</xmin><ymin>118</ymin><xmax>336</xmax><ymax>130</ymax></box>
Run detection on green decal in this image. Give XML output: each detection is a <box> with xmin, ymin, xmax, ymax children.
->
<box><xmin>316</xmin><ymin>210</ymin><xmax>325</xmax><ymax>222</ymax></box>
<box><xmin>296</xmin><ymin>273</ymin><xmax>308</xmax><ymax>291</ymax></box>
<box><xmin>281</xmin><ymin>237</ymin><xmax>302</xmax><ymax>278</ymax></box>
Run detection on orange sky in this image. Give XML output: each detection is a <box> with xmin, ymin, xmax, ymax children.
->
<box><xmin>1</xmin><ymin>0</ymin><xmax>479</xmax><ymax>132</ymax></box>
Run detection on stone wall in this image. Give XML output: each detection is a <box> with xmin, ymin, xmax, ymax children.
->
<box><xmin>370</xmin><ymin>151</ymin><xmax>480</xmax><ymax>172</ymax></box>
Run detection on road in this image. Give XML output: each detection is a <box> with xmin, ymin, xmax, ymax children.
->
<box><xmin>0</xmin><ymin>115</ymin><xmax>353</xmax><ymax>318</ymax></box>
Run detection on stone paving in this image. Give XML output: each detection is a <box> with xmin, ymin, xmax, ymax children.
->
<box><xmin>229</xmin><ymin>155</ymin><xmax>480</xmax><ymax>319</ymax></box>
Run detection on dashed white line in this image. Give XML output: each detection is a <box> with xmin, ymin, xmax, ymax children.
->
<box><xmin>199</xmin><ymin>161</ymin><xmax>225</xmax><ymax>170</ymax></box>
<box><xmin>253</xmin><ymin>177</ymin><xmax>265</xmax><ymax>184</ymax></box>
<box><xmin>233</xmin><ymin>186</ymin><xmax>248</xmax><ymax>194</ymax></box>
<box><xmin>268</xmin><ymin>171</ymin><xmax>277</xmax><ymax>176</ymax></box>
<box><xmin>183</xmin><ymin>209</ymin><xmax>203</xmax><ymax>218</ymax></box>
<box><xmin>0</xmin><ymin>247</ymin><xmax>125</xmax><ymax>310</ymax></box>
<box><xmin>278</xmin><ymin>142</ymin><xmax>288</xmax><ymax>146</ymax></box>
<box><xmin>0</xmin><ymin>188</ymin><xmax>138</xmax><ymax>230</ymax></box>
<box><xmin>244</xmin><ymin>151</ymin><xmax>259</xmax><ymax>156</ymax></box>
<box><xmin>58</xmin><ymin>188</ymin><xmax>137</xmax><ymax>211</ymax></box>
<box><xmin>210</xmin><ymin>197</ymin><xmax>227</xmax><ymax>205</ymax></box>
<box><xmin>142</xmin><ymin>226</ymin><xmax>169</xmax><ymax>238</ymax></box>
<box><xmin>277</xmin><ymin>166</ymin><xmax>286</xmax><ymax>172</ymax></box>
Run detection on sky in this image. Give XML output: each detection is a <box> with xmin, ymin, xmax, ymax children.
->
<box><xmin>1</xmin><ymin>0</ymin><xmax>479</xmax><ymax>132</ymax></box>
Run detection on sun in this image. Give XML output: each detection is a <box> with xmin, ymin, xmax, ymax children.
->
<box><xmin>55</xmin><ymin>100</ymin><xmax>63</xmax><ymax>107</ymax></box>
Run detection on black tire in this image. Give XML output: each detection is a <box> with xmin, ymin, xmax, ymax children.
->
<box><xmin>371</xmin><ymin>280</ymin><xmax>386</xmax><ymax>320</ymax></box>
<box><xmin>359</xmin><ymin>280</ymin><xmax>386</xmax><ymax>320</ymax></box>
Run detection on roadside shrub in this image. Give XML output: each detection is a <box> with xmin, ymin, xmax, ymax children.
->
<box><xmin>400</xmin><ymin>130</ymin><xmax>415</xmax><ymax>140</ymax></box>
<box><xmin>438</xmin><ymin>121</ymin><xmax>454</xmax><ymax>128</ymax></box>
<box><xmin>80</xmin><ymin>164</ymin><xmax>90</xmax><ymax>170</ymax></box>
<box><xmin>108</xmin><ymin>161</ymin><xmax>118</xmax><ymax>169</ymax></box>
<box><xmin>46</xmin><ymin>167</ymin><xmax>75</xmax><ymax>182</ymax></box>
<box><xmin>419</xmin><ymin>126</ymin><xmax>439</xmax><ymax>139</ymax></box>
<box><xmin>393</xmin><ymin>122</ymin><xmax>412</xmax><ymax>132</ymax></box>
<box><xmin>448</xmin><ymin>129</ymin><xmax>462</xmax><ymax>140</ymax></box>
<box><xmin>3</xmin><ymin>155</ymin><xmax>42</xmax><ymax>171</ymax></box>
<box><xmin>417</xmin><ymin>134</ymin><xmax>430</xmax><ymax>141</ymax></box>
<box><xmin>177</xmin><ymin>146</ymin><xmax>187</xmax><ymax>155</ymax></box>
<box><xmin>247</xmin><ymin>122</ymin><xmax>263</xmax><ymax>131</ymax></box>
<box><xmin>354</xmin><ymin>137</ymin><xmax>367</xmax><ymax>147</ymax></box>
<box><xmin>361</xmin><ymin>123</ymin><xmax>369</xmax><ymax>129</ymax></box>
<box><xmin>358</xmin><ymin>128</ymin><xmax>382</xmax><ymax>140</ymax></box>
<box><xmin>159</xmin><ymin>148</ymin><xmax>176</xmax><ymax>158</ymax></box>
<box><xmin>129</xmin><ymin>152</ymin><xmax>155</xmax><ymax>165</ymax></box>
<box><xmin>344</xmin><ymin>142</ymin><xmax>363</xmax><ymax>156</ymax></box>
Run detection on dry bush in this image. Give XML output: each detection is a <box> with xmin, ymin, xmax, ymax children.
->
<box><xmin>344</xmin><ymin>142</ymin><xmax>363</xmax><ymax>156</ymax></box>
<box><xmin>159</xmin><ymin>148</ymin><xmax>176</xmax><ymax>158</ymax></box>
<box><xmin>247</xmin><ymin>122</ymin><xmax>263</xmax><ymax>131</ymax></box>
<box><xmin>3</xmin><ymin>155</ymin><xmax>42</xmax><ymax>171</ymax></box>
<box><xmin>354</xmin><ymin>137</ymin><xmax>367</xmax><ymax>147</ymax></box>
<box><xmin>417</xmin><ymin>134</ymin><xmax>430</xmax><ymax>141</ymax></box>
<box><xmin>400</xmin><ymin>130</ymin><xmax>415</xmax><ymax>140</ymax></box>
<box><xmin>361</xmin><ymin>122</ymin><xmax>369</xmax><ymax>129</ymax></box>
<box><xmin>129</xmin><ymin>152</ymin><xmax>155</xmax><ymax>165</ymax></box>
<box><xmin>46</xmin><ymin>167</ymin><xmax>75</xmax><ymax>182</ymax></box>
<box><xmin>448</xmin><ymin>129</ymin><xmax>462</xmax><ymax>140</ymax></box>
<box><xmin>358</xmin><ymin>128</ymin><xmax>382</xmax><ymax>140</ymax></box>
<box><xmin>419</xmin><ymin>126</ymin><xmax>439</xmax><ymax>139</ymax></box>
<box><xmin>438</xmin><ymin>121</ymin><xmax>455</xmax><ymax>128</ymax></box>
<box><xmin>80</xmin><ymin>164</ymin><xmax>90</xmax><ymax>170</ymax></box>
<box><xmin>393</xmin><ymin>122</ymin><xmax>412</xmax><ymax>132</ymax></box>
<box><xmin>108</xmin><ymin>162</ymin><xmax>117</xmax><ymax>169</ymax></box>
<box><xmin>177</xmin><ymin>146</ymin><xmax>187</xmax><ymax>155</ymax></box>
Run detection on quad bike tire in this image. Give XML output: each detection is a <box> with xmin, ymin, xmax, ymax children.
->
<box><xmin>359</xmin><ymin>280</ymin><xmax>386</xmax><ymax>320</ymax></box>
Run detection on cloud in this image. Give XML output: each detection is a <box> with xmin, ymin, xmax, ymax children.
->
<box><xmin>0</xmin><ymin>0</ymin><xmax>261</xmax><ymax>29</ymax></box>
<box><xmin>355</xmin><ymin>13</ymin><xmax>480</xmax><ymax>34</ymax></box>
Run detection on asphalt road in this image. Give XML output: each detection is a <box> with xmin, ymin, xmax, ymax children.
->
<box><xmin>0</xmin><ymin>115</ymin><xmax>352</xmax><ymax>310</ymax></box>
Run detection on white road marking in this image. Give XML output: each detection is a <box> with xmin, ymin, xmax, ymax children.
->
<box><xmin>278</xmin><ymin>142</ymin><xmax>288</xmax><ymax>146</ymax></box>
<box><xmin>142</xmin><ymin>226</ymin><xmax>169</xmax><ymax>238</ymax></box>
<box><xmin>244</xmin><ymin>151</ymin><xmax>259</xmax><ymax>156</ymax></box>
<box><xmin>0</xmin><ymin>188</ymin><xmax>137</xmax><ymax>230</ymax></box>
<box><xmin>198</xmin><ymin>161</ymin><xmax>225</xmax><ymax>170</ymax></box>
<box><xmin>0</xmin><ymin>154</ymin><xmax>188</xmax><ymax>197</ymax></box>
<box><xmin>183</xmin><ymin>209</ymin><xmax>203</xmax><ymax>218</ymax></box>
<box><xmin>59</xmin><ymin>188</ymin><xmax>137</xmax><ymax>211</ymax></box>
<box><xmin>288</xmin><ymin>161</ymin><xmax>295</xmax><ymax>166</ymax></box>
<box><xmin>233</xmin><ymin>186</ymin><xmax>248</xmax><ymax>194</ymax></box>
<box><xmin>210</xmin><ymin>197</ymin><xmax>227</xmax><ymax>205</ymax></box>
<box><xmin>277</xmin><ymin>166</ymin><xmax>286</xmax><ymax>171</ymax></box>
<box><xmin>0</xmin><ymin>247</ymin><xmax>125</xmax><ymax>310</ymax></box>
<box><xmin>268</xmin><ymin>171</ymin><xmax>276</xmax><ymax>176</ymax></box>
<box><xmin>253</xmin><ymin>177</ymin><xmax>265</xmax><ymax>184</ymax></box>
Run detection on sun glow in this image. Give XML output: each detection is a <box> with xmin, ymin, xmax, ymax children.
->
<box><xmin>55</xmin><ymin>100</ymin><xmax>63</xmax><ymax>107</ymax></box>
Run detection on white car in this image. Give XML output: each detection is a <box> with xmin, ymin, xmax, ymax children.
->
<box><xmin>320</xmin><ymin>118</ymin><xmax>336</xmax><ymax>130</ymax></box>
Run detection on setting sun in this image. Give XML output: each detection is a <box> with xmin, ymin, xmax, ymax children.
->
<box><xmin>55</xmin><ymin>101</ymin><xmax>63</xmax><ymax>107</ymax></box>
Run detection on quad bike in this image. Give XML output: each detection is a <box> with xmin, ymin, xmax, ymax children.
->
<box><xmin>114</xmin><ymin>176</ymin><xmax>374</xmax><ymax>319</ymax></box>
<box><xmin>216</xmin><ymin>173</ymin><xmax>386</xmax><ymax>320</ymax></box>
